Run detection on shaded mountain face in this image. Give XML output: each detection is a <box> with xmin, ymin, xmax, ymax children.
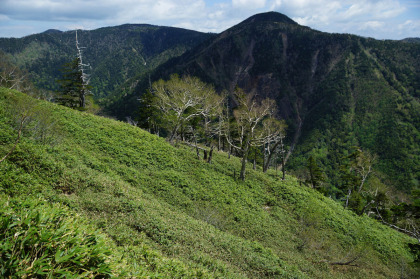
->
<box><xmin>0</xmin><ymin>24</ymin><xmax>214</xmax><ymax>100</ymax></box>
<box><xmin>126</xmin><ymin>12</ymin><xmax>420</xmax><ymax>192</ymax></box>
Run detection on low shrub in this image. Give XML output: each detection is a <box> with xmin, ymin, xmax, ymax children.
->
<box><xmin>0</xmin><ymin>196</ymin><xmax>119</xmax><ymax>278</ymax></box>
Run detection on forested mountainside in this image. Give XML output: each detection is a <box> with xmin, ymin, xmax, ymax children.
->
<box><xmin>0</xmin><ymin>24</ymin><xmax>214</xmax><ymax>102</ymax></box>
<box><xmin>401</xmin><ymin>38</ymin><xmax>420</xmax><ymax>43</ymax></box>
<box><xmin>112</xmin><ymin>12</ymin><xmax>420</xmax><ymax>194</ymax></box>
<box><xmin>0</xmin><ymin>88</ymin><xmax>418</xmax><ymax>278</ymax></box>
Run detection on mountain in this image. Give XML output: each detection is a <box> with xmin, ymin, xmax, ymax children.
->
<box><xmin>116</xmin><ymin>12</ymin><xmax>420</xmax><ymax>193</ymax></box>
<box><xmin>0</xmin><ymin>87</ymin><xmax>418</xmax><ymax>278</ymax></box>
<box><xmin>0</xmin><ymin>24</ymin><xmax>214</xmax><ymax>101</ymax></box>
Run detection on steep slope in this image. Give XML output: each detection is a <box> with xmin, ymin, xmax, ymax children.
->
<box><xmin>1</xmin><ymin>88</ymin><xmax>418</xmax><ymax>278</ymax></box>
<box><xmin>0</xmin><ymin>24</ymin><xmax>214</xmax><ymax>101</ymax></box>
<box><xmin>121</xmin><ymin>12</ymin><xmax>419</xmax><ymax>193</ymax></box>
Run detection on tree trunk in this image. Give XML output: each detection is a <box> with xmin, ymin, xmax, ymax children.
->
<box><xmin>263</xmin><ymin>140</ymin><xmax>281</xmax><ymax>173</ymax></box>
<box><xmin>282</xmin><ymin>154</ymin><xmax>286</xmax><ymax>180</ymax></box>
<box><xmin>281</xmin><ymin>142</ymin><xmax>286</xmax><ymax>180</ymax></box>
<box><xmin>169</xmin><ymin>121</ymin><xmax>181</xmax><ymax>143</ymax></box>
<box><xmin>192</xmin><ymin>131</ymin><xmax>200</xmax><ymax>160</ymax></box>
<box><xmin>208</xmin><ymin>146</ymin><xmax>214</xmax><ymax>164</ymax></box>
<box><xmin>239</xmin><ymin>142</ymin><xmax>250</xmax><ymax>181</ymax></box>
<box><xmin>222</xmin><ymin>137</ymin><xmax>225</xmax><ymax>152</ymax></box>
<box><xmin>80</xmin><ymin>90</ymin><xmax>86</xmax><ymax>108</ymax></box>
<box><xmin>345</xmin><ymin>188</ymin><xmax>352</xmax><ymax>208</ymax></box>
<box><xmin>169</xmin><ymin>126</ymin><xmax>178</xmax><ymax>142</ymax></box>
<box><xmin>253</xmin><ymin>149</ymin><xmax>257</xmax><ymax>170</ymax></box>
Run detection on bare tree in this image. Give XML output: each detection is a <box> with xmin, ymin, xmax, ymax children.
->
<box><xmin>0</xmin><ymin>66</ymin><xmax>27</xmax><ymax>90</ymax></box>
<box><xmin>0</xmin><ymin>52</ymin><xmax>33</xmax><ymax>93</ymax></box>
<box><xmin>261</xmin><ymin>118</ymin><xmax>287</xmax><ymax>175</ymax></box>
<box><xmin>126</xmin><ymin>116</ymin><xmax>138</xmax><ymax>127</ymax></box>
<box><xmin>152</xmin><ymin>74</ymin><xmax>220</xmax><ymax>143</ymax></box>
<box><xmin>351</xmin><ymin>149</ymin><xmax>376</xmax><ymax>193</ymax></box>
<box><xmin>75</xmin><ymin>31</ymin><xmax>91</xmax><ymax>108</ymax></box>
<box><xmin>375</xmin><ymin>207</ymin><xmax>420</xmax><ymax>243</ymax></box>
<box><xmin>344</xmin><ymin>148</ymin><xmax>377</xmax><ymax>208</ymax></box>
<box><xmin>225</xmin><ymin>90</ymin><xmax>277</xmax><ymax>181</ymax></box>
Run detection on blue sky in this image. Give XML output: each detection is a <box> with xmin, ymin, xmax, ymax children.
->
<box><xmin>0</xmin><ymin>0</ymin><xmax>419</xmax><ymax>39</ymax></box>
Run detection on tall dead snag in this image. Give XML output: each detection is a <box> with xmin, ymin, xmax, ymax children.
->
<box><xmin>57</xmin><ymin>31</ymin><xmax>91</xmax><ymax>109</ymax></box>
<box><xmin>75</xmin><ymin>30</ymin><xmax>91</xmax><ymax>108</ymax></box>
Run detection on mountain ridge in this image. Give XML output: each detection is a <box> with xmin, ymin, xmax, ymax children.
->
<box><xmin>0</xmin><ymin>24</ymin><xmax>214</xmax><ymax>100</ymax></box>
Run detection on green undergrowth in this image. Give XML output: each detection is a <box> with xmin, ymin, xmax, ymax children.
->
<box><xmin>0</xmin><ymin>88</ymin><xmax>418</xmax><ymax>278</ymax></box>
<box><xmin>0</xmin><ymin>195</ymin><xmax>120</xmax><ymax>278</ymax></box>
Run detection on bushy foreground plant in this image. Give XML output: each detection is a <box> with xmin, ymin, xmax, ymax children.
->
<box><xmin>0</xmin><ymin>196</ymin><xmax>118</xmax><ymax>278</ymax></box>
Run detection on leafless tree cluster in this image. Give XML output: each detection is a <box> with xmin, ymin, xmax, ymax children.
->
<box><xmin>148</xmin><ymin>75</ymin><xmax>287</xmax><ymax>180</ymax></box>
<box><xmin>0</xmin><ymin>52</ymin><xmax>33</xmax><ymax>93</ymax></box>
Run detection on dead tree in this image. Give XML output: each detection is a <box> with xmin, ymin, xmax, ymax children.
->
<box><xmin>75</xmin><ymin>30</ymin><xmax>91</xmax><ymax>108</ymax></box>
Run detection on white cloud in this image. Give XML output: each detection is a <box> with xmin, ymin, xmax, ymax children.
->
<box><xmin>268</xmin><ymin>0</ymin><xmax>411</xmax><ymax>39</ymax></box>
<box><xmin>0</xmin><ymin>0</ymin><xmax>207</xmax><ymax>22</ymax></box>
<box><xmin>232</xmin><ymin>0</ymin><xmax>266</xmax><ymax>9</ymax></box>
<box><xmin>340</xmin><ymin>0</ymin><xmax>405</xmax><ymax>20</ymax></box>
<box><xmin>0</xmin><ymin>15</ymin><xmax>10</xmax><ymax>21</ymax></box>
<box><xmin>359</xmin><ymin>20</ymin><xmax>385</xmax><ymax>30</ymax></box>
<box><xmin>398</xmin><ymin>19</ymin><xmax>420</xmax><ymax>36</ymax></box>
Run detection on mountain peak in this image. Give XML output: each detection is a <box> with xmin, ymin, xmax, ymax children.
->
<box><xmin>242</xmin><ymin>11</ymin><xmax>298</xmax><ymax>26</ymax></box>
<box><xmin>42</xmin><ymin>29</ymin><xmax>63</xmax><ymax>34</ymax></box>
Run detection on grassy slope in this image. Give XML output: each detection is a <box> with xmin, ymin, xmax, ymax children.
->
<box><xmin>0</xmin><ymin>88</ymin><xmax>417</xmax><ymax>278</ymax></box>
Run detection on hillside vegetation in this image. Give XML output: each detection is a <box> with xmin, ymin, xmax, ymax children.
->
<box><xmin>1</xmin><ymin>88</ymin><xmax>418</xmax><ymax>278</ymax></box>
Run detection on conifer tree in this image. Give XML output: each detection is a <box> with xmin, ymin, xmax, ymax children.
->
<box><xmin>306</xmin><ymin>155</ymin><xmax>325</xmax><ymax>191</ymax></box>
<box><xmin>56</xmin><ymin>31</ymin><xmax>91</xmax><ymax>109</ymax></box>
<box><xmin>57</xmin><ymin>58</ymin><xmax>85</xmax><ymax>108</ymax></box>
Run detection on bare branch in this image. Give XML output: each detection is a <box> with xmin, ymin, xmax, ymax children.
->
<box><xmin>375</xmin><ymin>207</ymin><xmax>420</xmax><ymax>242</ymax></box>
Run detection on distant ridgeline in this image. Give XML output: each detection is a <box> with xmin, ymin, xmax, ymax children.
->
<box><xmin>0</xmin><ymin>24</ymin><xmax>214</xmax><ymax>101</ymax></box>
<box><xmin>0</xmin><ymin>12</ymin><xmax>419</xmax><ymax>195</ymax></box>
